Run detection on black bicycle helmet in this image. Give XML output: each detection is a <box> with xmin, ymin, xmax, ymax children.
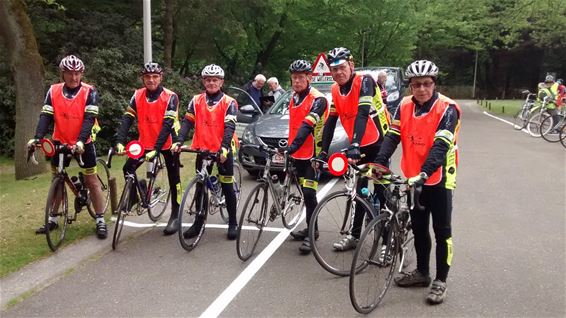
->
<box><xmin>141</xmin><ymin>62</ymin><xmax>163</xmax><ymax>75</ymax></box>
<box><xmin>327</xmin><ymin>47</ymin><xmax>352</xmax><ymax>67</ymax></box>
<box><xmin>289</xmin><ymin>59</ymin><xmax>312</xmax><ymax>73</ymax></box>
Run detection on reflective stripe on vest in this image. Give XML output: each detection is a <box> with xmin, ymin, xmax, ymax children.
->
<box><xmin>51</xmin><ymin>83</ymin><xmax>91</xmax><ymax>145</ymax></box>
<box><xmin>288</xmin><ymin>87</ymin><xmax>324</xmax><ymax>160</ymax></box>
<box><xmin>191</xmin><ymin>93</ymin><xmax>235</xmax><ymax>152</ymax></box>
<box><xmin>399</xmin><ymin>94</ymin><xmax>461</xmax><ymax>189</ymax></box>
<box><xmin>135</xmin><ymin>87</ymin><xmax>176</xmax><ymax>150</ymax></box>
<box><xmin>331</xmin><ymin>74</ymin><xmax>379</xmax><ymax>146</ymax></box>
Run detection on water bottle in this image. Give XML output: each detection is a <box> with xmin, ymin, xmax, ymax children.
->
<box><xmin>360</xmin><ymin>187</ymin><xmax>370</xmax><ymax>198</ymax></box>
<box><xmin>209</xmin><ymin>176</ymin><xmax>221</xmax><ymax>196</ymax></box>
<box><xmin>146</xmin><ymin>160</ymin><xmax>154</xmax><ymax>179</ymax></box>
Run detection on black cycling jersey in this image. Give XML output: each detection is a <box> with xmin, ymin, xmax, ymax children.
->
<box><xmin>177</xmin><ymin>91</ymin><xmax>238</xmax><ymax>151</ymax></box>
<box><xmin>35</xmin><ymin>83</ymin><xmax>99</xmax><ymax>143</ymax></box>
<box><xmin>115</xmin><ymin>85</ymin><xmax>179</xmax><ymax>150</ymax></box>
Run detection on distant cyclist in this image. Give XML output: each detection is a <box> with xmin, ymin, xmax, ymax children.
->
<box><xmin>374</xmin><ymin>60</ymin><xmax>461</xmax><ymax>305</ymax></box>
<box><xmin>172</xmin><ymin>64</ymin><xmax>239</xmax><ymax>240</ymax></box>
<box><xmin>278</xmin><ymin>60</ymin><xmax>328</xmax><ymax>254</ymax></box>
<box><xmin>537</xmin><ymin>75</ymin><xmax>561</xmax><ymax>131</ymax></box>
<box><xmin>28</xmin><ymin>55</ymin><xmax>107</xmax><ymax>239</ymax></box>
<box><xmin>318</xmin><ymin>47</ymin><xmax>390</xmax><ymax>251</ymax></box>
<box><xmin>115</xmin><ymin>62</ymin><xmax>181</xmax><ymax>236</ymax></box>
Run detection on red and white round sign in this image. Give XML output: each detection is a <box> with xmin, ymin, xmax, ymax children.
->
<box><xmin>126</xmin><ymin>140</ymin><xmax>144</xmax><ymax>159</ymax></box>
<box><xmin>40</xmin><ymin>138</ymin><xmax>55</xmax><ymax>157</ymax></box>
<box><xmin>327</xmin><ymin>152</ymin><xmax>348</xmax><ymax>176</ymax></box>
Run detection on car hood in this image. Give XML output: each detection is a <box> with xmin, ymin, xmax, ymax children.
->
<box><xmin>252</xmin><ymin>114</ymin><xmax>290</xmax><ymax>138</ymax></box>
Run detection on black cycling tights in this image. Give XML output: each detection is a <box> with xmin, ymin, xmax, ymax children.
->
<box><xmin>293</xmin><ymin>159</ymin><xmax>319</xmax><ymax>231</ymax></box>
<box><xmin>410</xmin><ymin>185</ymin><xmax>453</xmax><ymax>282</ymax></box>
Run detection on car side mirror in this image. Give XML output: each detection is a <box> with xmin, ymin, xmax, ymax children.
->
<box><xmin>240</xmin><ymin>104</ymin><xmax>258</xmax><ymax>114</ymax></box>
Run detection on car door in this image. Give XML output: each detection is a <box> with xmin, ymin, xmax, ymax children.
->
<box><xmin>225</xmin><ymin>86</ymin><xmax>264</xmax><ymax>139</ymax></box>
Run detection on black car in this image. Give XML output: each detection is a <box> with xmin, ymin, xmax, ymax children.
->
<box><xmin>355</xmin><ymin>66</ymin><xmax>406</xmax><ymax>117</ymax></box>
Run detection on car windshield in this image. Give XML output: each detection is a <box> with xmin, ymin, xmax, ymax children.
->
<box><xmin>356</xmin><ymin>68</ymin><xmax>399</xmax><ymax>91</ymax></box>
<box><xmin>269</xmin><ymin>82</ymin><xmax>333</xmax><ymax>115</ymax></box>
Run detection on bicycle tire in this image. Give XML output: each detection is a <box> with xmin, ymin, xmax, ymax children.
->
<box><xmin>349</xmin><ymin>215</ymin><xmax>398</xmax><ymax>314</ymax></box>
<box><xmin>236</xmin><ymin>182</ymin><xmax>269</xmax><ymax>261</ymax></box>
<box><xmin>309</xmin><ymin>190</ymin><xmax>376</xmax><ymax>276</ymax></box>
<box><xmin>112</xmin><ymin>178</ymin><xmax>134</xmax><ymax>250</ymax></box>
<box><xmin>281</xmin><ymin>175</ymin><xmax>304</xmax><ymax>229</ymax></box>
<box><xmin>85</xmin><ymin>158</ymin><xmax>111</xmax><ymax>219</ymax></box>
<box><xmin>45</xmin><ymin>177</ymin><xmax>69</xmax><ymax>252</ymax></box>
<box><xmin>527</xmin><ymin>112</ymin><xmax>550</xmax><ymax>137</ymax></box>
<box><xmin>512</xmin><ymin>107</ymin><xmax>529</xmax><ymax>130</ymax></box>
<box><xmin>540</xmin><ymin>115</ymin><xmax>564</xmax><ymax>143</ymax></box>
<box><xmin>560</xmin><ymin>123</ymin><xmax>566</xmax><ymax>148</ymax></box>
<box><xmin>178</xmin><ymin>177</ymin><xmax>208</xmax><ymax>252</ymax></box>
<box><xmin>147</xmin><ymin>154</ymin><xmax>170</xmax><ymax>222</ymax></box>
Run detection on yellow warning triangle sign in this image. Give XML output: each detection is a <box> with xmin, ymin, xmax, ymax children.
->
<box><xmin>312</xmin><ymin>53</ymin><xmax>331</xmax><ymax>75</ymax></box>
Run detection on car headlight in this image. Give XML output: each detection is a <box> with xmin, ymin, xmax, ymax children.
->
<box><xmin>242</xmin><ymin>128</ymin><xmax>257</xmax><ymax>144</ymax></box>
<box><xmin>387</xmin><ymin>91</ymin><xmax>399</xmax><ymax>102</ymax></box>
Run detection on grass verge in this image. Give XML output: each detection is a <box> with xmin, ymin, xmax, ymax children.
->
<box><xmin>0</xmin><ymin>153</ymin><xmax>196</xmax><ymax>278</ymax></box>
<box><xmin>477</xmin><ymin>99</ymin><xmax>523</xmax><ymax>115</ymax></box>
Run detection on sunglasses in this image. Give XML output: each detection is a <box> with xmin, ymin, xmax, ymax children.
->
<box><xmin>410</xmin><ymin>81</ymin><xmax>435</xmax><ymax>89</ymax></box>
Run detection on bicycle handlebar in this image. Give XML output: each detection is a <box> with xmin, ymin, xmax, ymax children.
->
<box><xmin>179</xmin><ymin>146</ymin><xmax>219</xmax><ymax>159</ymax></box>
<box><xmin>28</xmin><ymin>142</ymin><xmax>84</xmax><ymax>166</ymax></box>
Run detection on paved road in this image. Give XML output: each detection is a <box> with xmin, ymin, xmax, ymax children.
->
<box><xmin>3</xmin><ymin>101</ymin><xmax>565</xmax><ymax>317</ymax></box>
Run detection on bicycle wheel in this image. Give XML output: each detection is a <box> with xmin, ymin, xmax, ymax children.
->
<box><xmin>236</xmin><ymin>182</ymin><xmax>269</xmax><ymax>261</ymax></box>
<box><xmin>86</xmin><ymin>158</ymin><xmax>111</xmax><ymax>219</ymax></box>
<box><xmin>309</xmin><ymin>190</ymin><xmax>376</xmax><ymax>276</ymax></box>
<box><xmin>560</xmin><ymin>123</ymin><xmax>566</xmax><ymax>148</ymax></box>
<box><xmin>147</xmin><ymin>154</ymin><xmax>170</xmax><ymax>222</ymax></box>
<box><xmin>512</xmin><ymin>107</ymin><xmax>529</xmax><ymax>130</ymax></box>
<box><xmin>281</xmin><ymin>176</ymin><xmax>304</xmax><ymax>229</ymax></box>
<box><xmin>540</xmin><ymin>115</ymin><xmax>564</xmax><ymax>143</ymax></box>
<box><xmin>349</xmin><ymin>215</ymin><xmax>398</xmax><ymax>314</ymax></box>
<box><xmin>45</xmin><ymin>177</ymin><xmax>69</xmax><ymax>252</ymax></box>
<box><xmin>178</xmin><ymin>177</ymin><xmax>208</xmax><ymax>252</ymax></box>
<box><xmin>527</xmin><ymin>112</ymin><xmax>550</xmax><ymax>137</ymax></box>
<box><xmin>112</xmin><ymin>178</ymin><xmax>134</xmax><ymax>250</ymax></box>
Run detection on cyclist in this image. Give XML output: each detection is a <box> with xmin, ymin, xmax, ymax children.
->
<box><xmin>115</xmin><ymin>62</ymin><xmax>181</xmax><ymax>236</ymax></box>
<box><xmin>276</xmin><ymin>60</ymin><xmax>328</xmax><ymax>254</ymax></box>
<box><xmin>317</xmin><ymin>47</ymin><xmax>390</xmax><ymax>251</ymax></box>
<box><xmin>537</xmin><ymin>75</ymin><xmax>561</xmax><ymax>132</ymax></box>
<box><xmin>172</xmin><ymin>64</ymin><xmax>239</xmax><ymax>240</ymax></box>
<box><xmin>373</xmin><ymin>60</ymin><xmax>461</xmax><ymax>305</ymax></box>
<box><xmin>28</xmin><ymin>55</ymin><xmax>107</xmax><ymax>239</ymax></box>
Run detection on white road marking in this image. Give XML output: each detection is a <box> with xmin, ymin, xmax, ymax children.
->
<box><xmin>199</xmin><ymin>178</ymin><xmax>339</xmax><ymax>318</ymax></box>
<box><xmin>109</xmin><ymin>217</ymin><xmax>285</xmax><ymax>233</ymax></box>
<box><xmin>483</xmin><ymin>111</ymin><xmax>529</xmax><ymax>133</ymax></box>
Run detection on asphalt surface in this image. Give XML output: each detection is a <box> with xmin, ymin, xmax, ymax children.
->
<box><xmin>2</xmin><ymin>101</ymin><xmax>565</xmax><ymax>317</ymax></box>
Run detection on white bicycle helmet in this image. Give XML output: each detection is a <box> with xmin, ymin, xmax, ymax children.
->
<box><xmin>142</xmin><ymin>62</ymin><xmax>163</xmax><ymax>75</ymax></box>
<box><xmin>545</xmin><ymin>75</ymin><xmax>554</xmax><ymax>83</ymax></box>
<box><xmin>59</xmin><ymin>55</ymin><xmax>85</xmax><ymax>72</ymax></box>
<box><xmin>405</xmin><ymin>60</ymin><xmax>439</xmax><ymax>79</ymax></box>
<box><xmin>201</xmin><ymin>64</ymin><xmax>225</xmax><ymax>78</ymax></box>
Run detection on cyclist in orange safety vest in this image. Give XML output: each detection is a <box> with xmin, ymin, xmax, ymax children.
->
<box><xmin>276</xmin><ymin>59</ymin><xmax>328</xmax><ymax>254</ymax></box>
<box><xmin>172</xmin><ymin>64</ymin><xmax>240</xmax><ymax>240</ymax></box>
<box><xmin>374</xmin><ymin>60</ymin><xmax>461</xmax><ymax>305</ymax></box>
<box><xmin>318</xmin><ymin>47</ymin><xmax>390</xmax><ymax>252</ymax></box>
<box><xmin>28</xmin><ymin>55</ymin><xmax>108</xmax><ymax>239</ymax></box>
<box><xmin>115</xmin><ymin>62</ymin><xmax>181</xmax><ymax>236</ymax></box>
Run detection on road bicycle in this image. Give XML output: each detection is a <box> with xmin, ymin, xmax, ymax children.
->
<box><xmin>236</xmin><ymin>144</ymin><xmax>304</xmax><ymax>261</ymax></box>
<box><xmin>349</xmin><ymin>165</ymin><xmax>422</xmax><ymax>314</ymax></box>
<box><xmin>539</xmin><ymin>106</ymin><xmax>566</xmax><ymax>143</ymax></box>
<box><xmin>109</xmin><ymin>147</ymin><xmax>171</xmax><ymax>250</ymax></box>
<box><xmin>527</xmin><ymin>96</ymin><xmax>554</xmax><ymax>137</ymax></box>
<box><xmin>178</xmin><ymin>147</ymin><xmax>242</xmax><ymax>252</ymax></box>
<box><xmin>28</xmin><ymin>139</ymin><xmax>110</xmax><ymax>251</ymax></box>
<box><xmin>513</xmin><ymin>90</ymin><xmax>536</xmax><ymax>130</ymax></box>
<box><xmin>308</xmin><ymin>154</ymin><xmax>378</xmax><ymax>276</ymax></box>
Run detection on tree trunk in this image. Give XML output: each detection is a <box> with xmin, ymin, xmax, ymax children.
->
<box><xmin>0</xmin><ymin>0</ymin><xmax>47</xmax><ymax>179</ymax></box>
<box><xmin>163</xmin><ymin>0</ymin><xmax>175</xmax><ymax>70</ymax></box>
